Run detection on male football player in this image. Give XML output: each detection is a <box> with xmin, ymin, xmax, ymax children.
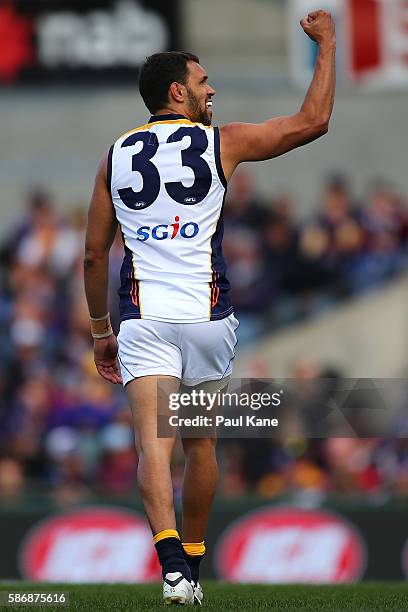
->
<box><xmin>84</xmin><ymin>10</ymin><xmax>335</xmax><ymax>605</ymax></box>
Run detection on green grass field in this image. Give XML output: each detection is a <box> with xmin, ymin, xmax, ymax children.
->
<box><xmin>0</xmin><ymin>582</ymin><xmax>408</xmax><ymax>612</ymax></box>
<box><xmin>0</xmin><ymin>582</ymin><xmax>407</xmax><ymax>611</ymax></box>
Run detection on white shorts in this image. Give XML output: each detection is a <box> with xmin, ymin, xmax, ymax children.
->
<box><xmin>117</xmin><ymin>313</ymin><xmax>239</xmax><ymax>387</ymax></box>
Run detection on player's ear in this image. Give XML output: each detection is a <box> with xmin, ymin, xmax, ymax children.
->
<box><xmin>169</xmin><ymin>82</ymin><xmax>185</xmax><ymax>104</ymax></box>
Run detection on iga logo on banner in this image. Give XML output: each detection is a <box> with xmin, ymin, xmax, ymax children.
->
<box><xmin>215</xmin><ymin>507</ymin><xmax>366</xmax><ymax>583</ymax></box>
<box><xmin>19</xmin><ymin>507</ymin><xmax>161</xmax><ymax>583</ymax></box>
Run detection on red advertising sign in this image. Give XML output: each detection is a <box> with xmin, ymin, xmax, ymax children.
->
<box><xmin>215</xmin><ymin>506</ymin><xmax>366</xmax><ymax>583</ymax></box>
<box><xmin>19</xmin><ymin>507</ymin><xmax>161</xmax><ymax>582</ymax></box>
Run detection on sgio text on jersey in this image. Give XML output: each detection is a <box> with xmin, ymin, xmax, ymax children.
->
<box><xmin>136</xmin><ymin>216</ymin><xmax>199</xmax><ymax>241</ymax></box>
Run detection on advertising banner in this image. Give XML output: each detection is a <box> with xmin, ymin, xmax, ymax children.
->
<box><xmin>0</xmin><ymin>0</ymin><xmax>179</xmax><ymax>86</ymax></box>
<box><xmin>1</xmin><ymin>501</ymin><xmax>407</xmax><ymax>582</ymax></box>
<box><xmin>19</xmin><ymin>506</ymin><xmax>161</xmax><ymax>583</ymax></box>
<box><xmin>214</xmin><ymin>507</ymin><xmax>366</xmax><ymax>583</ymax></box>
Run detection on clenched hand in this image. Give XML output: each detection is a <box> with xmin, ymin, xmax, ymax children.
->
<box><xmin>300</xmin><ymin>10</ymin><xmax>335</xmax><ymax>46</ymax></box>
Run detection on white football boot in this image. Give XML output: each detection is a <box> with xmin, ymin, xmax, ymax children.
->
<box><xmin>192</xmin><ymin>582</ymin><xmax>203</xmax><ymax>605</ymax></box>
<box><xmin>163</xmin><ymin>572</ymin><xmax>194</xmax><ymax>605</ymax></box>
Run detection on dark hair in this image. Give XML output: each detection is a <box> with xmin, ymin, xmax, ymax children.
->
<box><xmin>139</xmin><ymin>51</ymin><xmax>199</xmax><ymax>114</ymax></box>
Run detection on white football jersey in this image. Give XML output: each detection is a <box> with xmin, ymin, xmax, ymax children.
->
<box><xmin>108</xmin><ymin>113</ymin><xmax>233</xmax><ymax>323</ymax></box>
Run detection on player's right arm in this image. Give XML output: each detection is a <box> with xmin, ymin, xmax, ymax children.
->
<box><xmin>84</xmin><ymin>152</ymin><xmax>122</xmax><ymax>385</ymax></box>
<box><xmin>220</xmin><ymin>10</ymin><xmax>336</xmax><ymax>181</ymax></box>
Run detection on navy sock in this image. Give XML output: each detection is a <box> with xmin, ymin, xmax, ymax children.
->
<box><xmin>155</xmin><ymin>537</ymin><xmax>192</xmax><ymax>580</ymax></box>
<box><xmin>183</xmin><ymin>552</ymin><xmax>204</xmax><ymax>584</ymax></box>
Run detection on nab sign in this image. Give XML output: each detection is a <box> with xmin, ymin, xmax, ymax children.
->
<box><xmin>215</xmin><ymin>507</ymin><xmax>366</xmax><ymax>583</ymax></box>
<box><xmin>0</xmin><ymin>0</ymin><xmax>179</xmax><ymax>85</ymax></box>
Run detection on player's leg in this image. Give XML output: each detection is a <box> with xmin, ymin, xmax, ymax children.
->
<box><xmin>179</xmin><ymin>313</ymin><xmax>239</xmax><ymax>599</ymax></box>
<box><xmin>126</xmin><ymin>375</ymin><xmax>193</xmax><ymax>604</ymax></box>
<box><xmin>118</xmin><ymin>319</ymin><xmax>193</xmax><ymax>602</ymax></box>
<box><xmin>181</xmin><ymin>435</ymin><xmax>217</xmax><ymax>596</ymax></box>
<box><xmin>125</xmin><ymin>375</ymin><xmax>179</xmax><ymax>534</ymax></box>
<box><xmin>181</xmin><ymin>436</ymin><xmax>218</xmax><ymax>542</ymax></box>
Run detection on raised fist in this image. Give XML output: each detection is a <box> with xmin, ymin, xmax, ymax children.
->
<box><xmin>300</xmin><ymin>10</ymin><xmax>335</xmax><ymax>45</ymax></box>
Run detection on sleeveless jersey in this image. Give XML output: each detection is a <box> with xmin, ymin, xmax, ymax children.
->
<box><xmin>108</xmin><ymin>113</ymin><xmax>232</xmax><ymax>323</ymax></box>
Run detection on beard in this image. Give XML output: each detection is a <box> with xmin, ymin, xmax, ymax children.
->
<box><xmin>186</xmin><ymin>86</ymin><xmax>211</xmax><ymax>126</ymax></box>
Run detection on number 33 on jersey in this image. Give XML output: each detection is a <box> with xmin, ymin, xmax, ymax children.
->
<box><xmin>108</xmin><ymin>113</ymin><xmax>232</xmax><ymax>324</ymax></box>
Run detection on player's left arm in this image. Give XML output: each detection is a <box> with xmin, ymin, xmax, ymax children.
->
<box><xmin>84</xmin><ymin>152</ymin><xmax>122</xmax><ymax>385</ymax></box>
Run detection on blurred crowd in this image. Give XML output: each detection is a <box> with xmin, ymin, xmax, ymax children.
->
<box><xmin>0</xmin><ymin>172</ymin><xmax>407</xmax><ymax>506</ymax></box>
<box><xmin>223</xmin><ymin>170</ymin><xmax>408</xmax><ymax>342</ymax></box>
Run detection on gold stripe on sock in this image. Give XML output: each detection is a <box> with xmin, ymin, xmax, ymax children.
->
<box><xmin>182</xmin><ymin>541</ymin><xmax>206</xmax><ymax>556</ymax></box>
<box><xmin>153</xmin><ymin>529</ymin><xmax>180</xmax><ymax>545</ymax></box>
